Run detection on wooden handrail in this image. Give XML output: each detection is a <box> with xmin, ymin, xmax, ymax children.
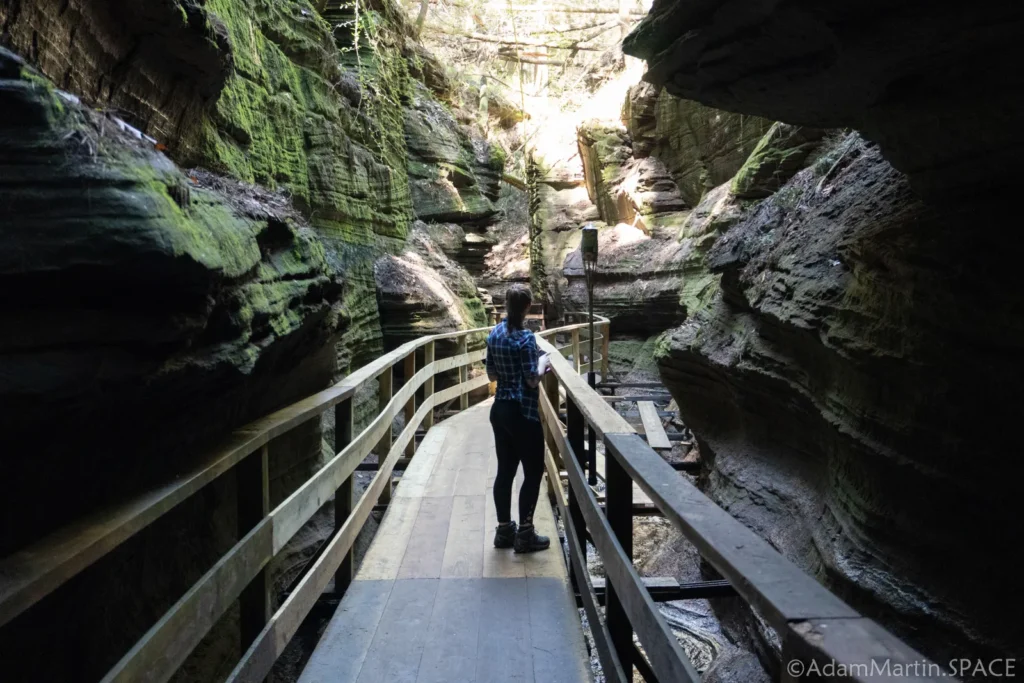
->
<box><xmin>540</xmin><ymin>389</ymin><xmax>696</xmax><ymax>683</ymax></box>
<box><xmin>0</xmin><ymin>314</ymin><xmax>612</xmax><ymax>683</ymax></box>
<box><xmin>99</xmin><ymin>356</ymin><xmax>482</xmax><ymax>683</ymax></box>
<box><xmin>537</xmin><ymin>326</ymin><xmax>952</xmax><ymax>682</ymax></box>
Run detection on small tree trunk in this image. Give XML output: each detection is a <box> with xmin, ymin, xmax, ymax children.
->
<box><xmin>414</xmin><ymin>0</ymin><xmax>430</xmax><ymax>38</ymax></box>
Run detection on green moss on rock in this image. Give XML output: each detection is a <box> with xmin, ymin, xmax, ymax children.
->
<box><xmin>201</xmin><ymin>0</ymin><xmax>412</xmax><ymax>244</ymax></box>
<box><xmin>731</xmin><ymin>123</ymin><xmax>827</xmax><ymax>199</ymax></box>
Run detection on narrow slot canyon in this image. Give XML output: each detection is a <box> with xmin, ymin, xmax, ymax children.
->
<box><xmin>1</xmin><ymin>0</ymin><xmax>1021</xmax><ymax>681</ymax></box>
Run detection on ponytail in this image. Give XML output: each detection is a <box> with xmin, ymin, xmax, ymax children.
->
<box><xmin>505</xmin><ymin>284</ymin><xmax>533</xmax><ymax>330</ymax></box>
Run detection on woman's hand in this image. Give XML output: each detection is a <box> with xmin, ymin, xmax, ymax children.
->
<box><xmin>538</xmin><ymin>352</ymin><xmax>550</xmax><ymax>376</ymax></box>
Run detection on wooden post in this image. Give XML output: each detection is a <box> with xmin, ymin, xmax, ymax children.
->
<box><xmin>457</xmin><ymin>334</ymin><xmax>469</xmax><ymax>411</ymax></box>
<box><xmin>565</xmin><ymin>396</ymin><xmax>587</xmax><ymax>587</ymax></box>
<box><xmin>571</xmin><ymin>328</ymin><xmax>581</xmax><ymax>374</ymax></box>
<box><xmin>334</xmin><ymin>397</ymin><xmax>354</xmax><ymax>595</ymax></box>
<box><xmin>601</xmin><ymin>320</ymin><xmax>610</xmax><ymax>380</ymax></box>
<box><xmin>377</xmin><ymin>366</ymin><xmax>393</xmax><ymax>506</ymax></box>
<box><xmin>237</xmin><ymin>443</ymin><xmax>270</xmax><ymax>648</ymax></box>
<box><xmin>541</xmin><ymin>373</ymin><xmax>561</xmax><ymax>503</ymax></box>
<box><xmin>424</xmin><ymin>341</ymin><xmax>435</xmax><ymax>428</ymax></box>
<box><xmin>780</xmin><ymin>637</ymin><xmax>801</xmax><ymax>683</ymax></box>
<box><xmin>587</xmin><ymin>422</ymin><xmax>598</xmax><ymax>488</ymax></box>
<box><xmin>542</xmin><ymin>372</ymin><xmax>562</xmax><ymax>469</ymax></box>
<box><xmin>404</xmin><ymin>351</ymin><xmax>416</xmax><ymax>458</ymax></box>
<box><xmin>604</xmin><ymin>436</ymin><xmax>634</xmax><ymax>673</ymax></box>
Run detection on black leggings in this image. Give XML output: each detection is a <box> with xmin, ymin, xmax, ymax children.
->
<box><xmin>490</xmin><ymin>399</ymin><xmax>545</xmax><ymax>526</ymax></box>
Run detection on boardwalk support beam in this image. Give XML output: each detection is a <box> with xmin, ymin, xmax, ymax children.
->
<box><xmin>605</xmin><ymin>437</ymin><xmax>634</xmax><ymax>674</ymax></box>
<box><xmin>334</xmin><ymin>397</ymin><xmax>354</xmax><ymax>594</ymax></box>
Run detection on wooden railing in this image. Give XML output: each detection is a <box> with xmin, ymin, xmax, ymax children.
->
<box><xmin>4</xmin><ymin>310</ymin><xmax>935</xmax><ymax>683</ymax></box>
<box><xmin>0</xmin><ymin>315</ymin><xmax>609</xmax><ymax>683</ymax></box>
<box><xmin>534</xmin><ymin>333</ymin><xmax>952</xmax><ymax>683</ymax></box>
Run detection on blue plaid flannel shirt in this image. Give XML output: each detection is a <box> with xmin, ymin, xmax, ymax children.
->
<box><xmin>485</xmin><ymin>320</ymin><xmax>541</xmax><ymax>422</ymax></box>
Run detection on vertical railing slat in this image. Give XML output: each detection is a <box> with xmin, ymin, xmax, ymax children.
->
<box><xmin>377</xmin><ymin>366</ymin><xmax>393</xmax><ymax>506</ymax></box>
<box><xmin>571</xmin><ymin>328</ymin><xmax>581</xmax><ymax>374</ymax></box>
<box><xmin>334</xmin><ymin>397</ymin><xmax>354</xmax><ymax>594</ymax></box>
<box><xmin>424</xmin><ymin>341</ymin><xmax>435</xmax><ymax>428</ymax></box>
<box><xmin>605</xmin><ymin>439</ymin><xmax>634</xmax><ymax>674</ymax></box>
<box><xmin>565</xmin><ymin>396</ymin><xmax>587</xmax><ymax>588</ymax></box>
<box><xmin>601</xmin><ymin>320</ymin><xmax>610</xmax><ymax>379</ymax></box>
<box><xmin>457</xmin><ymin>334</ymin><xmax>469</xmax><ymax>411</ymax></box>
<box><xmin>237</xmin><ymin>443</ymin><xmax>270</xmax><ymax>648</ymax></box>
<box><xmin>404</xmin><ymin>351</ymin><xmax>416</xmax><ymax>458</ymax></box>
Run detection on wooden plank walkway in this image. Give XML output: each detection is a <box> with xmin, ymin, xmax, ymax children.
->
<box><xmin>637</xmin><ymin>402</ymin><xmax>672</xmax><ymax>451</ymax></box>
<box><xmin>300</xmin><ymin>400</ymin><xmax>592</xmax><ymax>683</ymax></box>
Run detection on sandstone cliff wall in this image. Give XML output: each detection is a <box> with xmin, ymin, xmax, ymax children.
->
<box><xmin>623</xmin><ymin>2</ymin><xmax>1024</xmax><ymax>674</ymax></box>
<box><xmin>532</xmin><ymin>84</ymin><xmax>767</xmax><ymax>336</ymax></box>
<box><xmin>0</xmin><ymin>0</ymin><xmax>507</xmax><ymax>679</ymax></box>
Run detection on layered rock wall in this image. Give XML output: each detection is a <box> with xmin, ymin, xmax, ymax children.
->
<box><xmin>623</xmin><ymin>0</ymin><xmax>1024</xmax><ymax>200</ymax></box>
<box><xmin>660</xmin><ymin>137</ymin><xmax>1023</xmax><ymax>669</ymax></box>
<box><xmin>623</xmin><ymin>2</ymin><xmax>1024</xmax><ymax>672</ymax></box>
<box><xmin>0</xmin><ymin>0</ymin><xmax>509</xmax><ymax>679</ymax></box>
<box><xmin>532</xmin><ymin>84</ymin><xmax>767</xmax><ymax>335</ymax></box>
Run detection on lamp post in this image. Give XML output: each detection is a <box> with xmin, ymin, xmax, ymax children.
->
<box><xmin>581</xmin><ymin>224</ymin><xmax>599</xmax><ymax>486</ymax></box>
<box><xmin>581</xmin><ymin>225</ymin><xmax>599</xmax><ymax>386</ymax></box>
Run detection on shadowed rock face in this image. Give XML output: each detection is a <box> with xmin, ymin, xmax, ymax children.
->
<box><xmin>0</xmin><ymin>46</ymin><xmax>344</xmax><ymax>682</ymax></box>
<box><xmin>374</xmin><ymin>222</ymin><xmax>488</xmax><ymax>349</ymax></box>
<box><xmin>624</xmin><ymin>82</ymin><xmax>772</xmax><ymax>206</ymax></box>
<box><xmin>405</xmin><ymin>82</ymin><xmax>502</xmax><ymax>224</ymax></box>
<box><xmin>0</xmin><ymin>46</ymin><xmax>343</xmax><ymax>553</ymax></box>
<box><xmin>622</xmin><ymin>1</ymin><xmax>1024</xmax><ymax>670</ymax></box>
<box><xmin>658</xmin><ymin>136</ymin><xmax>1024</xmax><ymax>668</ymax></box>
<box><xmin>0</xmin><ymin>0</ymin><xmax>502</xmax><ymax>678</ymax></box>
<box><xmin>0</xmin><ymin>0</ymin><xmax>232</xmax><ymax>158</ymax></box>
<box><xmin>623</xmin><ymin>0</ymin><xmax>1024</xmax><ymax>200</ymax></box>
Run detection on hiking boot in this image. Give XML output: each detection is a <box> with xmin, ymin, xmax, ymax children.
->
<box><xmin>513</xmin><ymin>524</ymin><xmax>550</xmax><ymax>554</ymax></box>
<box><xmin>494</xmin><ymin>520</ymin><xmax>517</xmax><ymax>548</ymax></box>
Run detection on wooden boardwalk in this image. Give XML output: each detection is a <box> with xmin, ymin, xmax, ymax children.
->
<box><xmin>300</xmin><ymin>400</ymin><xmax>592</xmax><ymax>683</ymax></box>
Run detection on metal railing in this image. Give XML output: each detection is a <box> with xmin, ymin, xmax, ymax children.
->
<box><xmin>534</xmin><ymin>333</ymin><xmax>951</xmax><ymax>683</ymax></box>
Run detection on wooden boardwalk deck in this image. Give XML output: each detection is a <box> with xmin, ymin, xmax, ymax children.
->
<box><xmin>300</xmin><ymin>400</ymin><xmax>592</xmax><ymax>683</ymax></box>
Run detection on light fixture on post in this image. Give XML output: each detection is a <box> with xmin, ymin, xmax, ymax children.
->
<box><xmin>580</xmin><ymin>224</ymin><xmax>599</xmax><ymax>486</ymax></box>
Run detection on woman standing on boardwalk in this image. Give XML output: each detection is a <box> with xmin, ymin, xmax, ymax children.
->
<box><xmin>485</xmin><ymin>284</ymin><xmax>551</xmax><ymax>553</ymax></box>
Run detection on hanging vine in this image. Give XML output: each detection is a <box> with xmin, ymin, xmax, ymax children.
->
<box><xmin>334</xmin><ymin>0</ymin><xmax>410</xmax><ymax>169</ymax></box>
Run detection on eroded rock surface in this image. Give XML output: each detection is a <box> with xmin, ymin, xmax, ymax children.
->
<box><xmin>658</xmin><ymin>136</ymin><xmax>1024</xmax><ymax>668</ymax></box>
<box><xmin>623</xmin><ymin>0</ymin><xmax>1024</xmax><ymax>199</ymax></box>
<box><xmin>0</xmin><ymin>44</ymin><xmax>342</xmax><ymax>551</ymax></box>
<box><xmin>0</xmin><ymin>46</ymin><xmax>343</xmax><ymax>682</ymax></box>
<box><xmin>405</xmin><ymin>82</ymin><xmax>502</xmax><ymax>224</ymax></box>
<box><xmin>374</xmin><ymin>222</ymin><xmax>488</xmax><ymax>348</ymax></box>
<box><xmin>539</xmin><ymin>90</ymin><xmax>764</xmax><ymax>334</ymax></box>
<box><xmin>0</xmin><ymin>0</ymin><xmax>513</xmax><ymax>679</ymax></box>
<box><xmin>624</xmin><ymin>82</ymin><xmax>772</xmax><ymax>206</ymax></box>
